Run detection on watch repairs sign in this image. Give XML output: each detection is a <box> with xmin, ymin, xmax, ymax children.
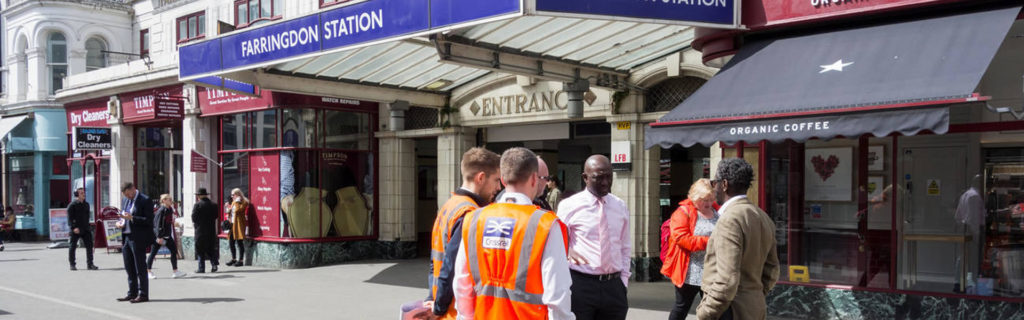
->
<box><xmin>72</xmin><ymin>127</ymin><xmax>113</xmax><ymax>150</ymax></box>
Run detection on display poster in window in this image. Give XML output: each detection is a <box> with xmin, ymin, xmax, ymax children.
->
<box><xmin>867</xmin><ymin>145</ymin><xmax>885</xmax><ymax>171</ymax></box>
<box><xmin>249</xmin><ymin>153</ymin><xmax>280</xmax><ymax>237</ymax></box>
<box><xmin>804</xmin><ymin>147</ymin><xmax>853</xmax><ymax>201</ymax></box>
<box><xmin>103</xmin><ymin>220</ymin><xmax>123</xmax><ymax>248</ymax></box>
<box><xmin>867</xmin><ymin>176</ymin><xmax>885</xmax><ymax>201</ymax></box>
<box><xmin>49</xmin><ymin>209</ymin><xmax>70</xmax><ymax>241</ymax></box>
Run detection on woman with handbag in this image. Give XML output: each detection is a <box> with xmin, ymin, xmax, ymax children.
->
<box><xmin>224</xmin><ymin>188</ymin><xmax>249</xmax><ymax>267</ymax></box>
<box><xmin>147</xmin><ymin>194</ymin><xmax>185</xmax><ymax>279</ymax></box>
<box><xmin>661</xmin><ymin>179</ymin><xmax>720</xmax><ymax>320</ymax></box>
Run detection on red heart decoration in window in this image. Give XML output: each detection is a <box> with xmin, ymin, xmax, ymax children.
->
<box><xmin>811</xmin><ymin>154</ymin><xmax>840</xmax><ymax>181</ymax></box>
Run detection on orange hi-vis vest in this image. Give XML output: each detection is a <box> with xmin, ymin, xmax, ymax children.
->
<box><xmin>462</xmin><ymin>203</ymin><xmax>569</xmax><ymax>319</ymax></box>
<box><xmin>430</xmin><ymin>194</ymin><xmax>479</xmax><ymax>318</ymax></box>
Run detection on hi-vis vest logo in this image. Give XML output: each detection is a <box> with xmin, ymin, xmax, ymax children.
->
<box><xmin>483</xmin><ymin>218</ymin><xmax>515</xmax><ymax>250</ymax></box>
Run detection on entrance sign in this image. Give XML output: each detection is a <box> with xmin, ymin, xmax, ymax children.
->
<box><xmin>180</xmin><ymin>0</ymin><xmax>738</xmax><ymax>81</ymax></box>
<box><xmin>72</xmin><ymin>127</ymin><xmax>113</xmax><ymax>150</ymax></box>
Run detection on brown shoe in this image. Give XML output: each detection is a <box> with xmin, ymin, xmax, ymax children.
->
<box><xmin>116</xmin><ymin>296</ymin><xmax>137</xmax><ymax>302</ymax></box>
<box><xmin>129</xmin><ymin>296</ymin><xmax>149</xmax><ymax>304</ymax></box>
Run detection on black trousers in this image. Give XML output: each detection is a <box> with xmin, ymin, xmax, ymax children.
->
<box><xmin>669</xmin><ymin>284</ymin><xmax>702</xmax><ymax>320</ymax></box>
<box><xmin>570</xmin><ymin>270</ymin><xmax>629</xmax><ymax>320</ymax></box>
<box><xmin>122</xmin><ymin>238</ymin><xmax>149</xmax><ymax>297</ymax></box>
<box><xmin>146</xmin><ymin>238</ymin><xmax>178</xmax><ymax>270</ymax></box>
<box><xmin>69</xmin><ymin>231</ymin><xmax>94</xmax><ymax>266</ymax></box>
<box><xmin>228</xmin><ymin>237</ymin><xmax>245</xmax><ymax>263</ymax></box>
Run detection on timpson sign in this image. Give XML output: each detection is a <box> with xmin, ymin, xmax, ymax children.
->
<box><xmin>458</xmin><ymin>81</ymin><xmax>611</xmax><ymax>125</ymax></box>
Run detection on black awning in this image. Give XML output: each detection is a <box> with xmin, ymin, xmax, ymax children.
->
<box><xmin>646</xmin><ymin>6</ymin><xmax>1020</xmax><ymax>148</ymax></box>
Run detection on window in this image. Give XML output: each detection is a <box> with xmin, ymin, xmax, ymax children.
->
<box><xmin>176</xmin><ymin>11</ymin><xmax>206</xmax><ymax>43</ymax></box>
<box><xmin>235</xmin><ymin>0</ymin><xmax>282</xmax><ymax>28</ymax></box>
<box><xmin>140</xmin><ymin>29</ymin><xmax>150</xmax><ymax>59</ymax></box>
<box><xmin>85</xmin><ymin>37</ymin><xmax>107</xmax><ymax>71</ymax></box>
<box><xmin>47</xmin><ymin>33</ymin><xmax>67</xmax><ymax>94</ymax></box>
<box><xmin>319</xmin><ymin>0</ymin><xmax>349</xmax><ymax>7</ymax></box>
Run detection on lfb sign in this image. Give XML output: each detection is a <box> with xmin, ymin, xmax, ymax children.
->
<box><xmin>72</xmin><ymin>127</ymin><xmax>113</xmax><ymax>150</ymax></box>
<box><xmin>611</xmin><ymin>141</ymin><xmax>631</xmax><ymax>171</ymax></box>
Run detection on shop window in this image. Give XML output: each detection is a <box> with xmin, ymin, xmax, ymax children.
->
<box><xmin>7</xmin><ymin>154</ymin><xmax>35</xmax><ymax>216</ymax></box>
<box><xmin>85</xmin><ymin>37</ymin><xmax>107</xmax><ymax>71</ymax></box>
<box><xmin>47</xmin><ymin>32</ymin><xmax>68</xmax><ymax>95</ymax></box>
<box><xmin>221</xmin><ymin>152</ymin><xmax>250</xmax><ymax>209</ymax></box>
<box><xmin>253</xmin><ymin>110</ymin><xmax>277</xmax><ymax>148</ymax></box>
<box><xmin>235</xmin><ymin>0</ymin><xmax>282</xmax><ymax>28</ymax></box>
<box><xmin>136</xmin><ymin>150</ymin><xmax>169</xmax><ymax>203</ymax></box>
<box><xmin>320</xmin><ymin>151</ymin><xmax>373</xmax><ymax>237</ymax></box>
<box><xmin>280</xmin><ymin>109</ymin><xmax>316</xmax><ymax>148</ymax></box>
<box><xmin>222</xmin><ymin>113</ymin><xmax>249</xmax><ymax>150</ymax></box>
<box><xmin>319</xmin><ymin>0</ymin><xmax>349</xmax><ymax>7</ymax></box>
<box><xmin>140</xmin><ymin>29</ymin><xmax>149</xmax><ymax>59</ymax></box>
<box><xmin>176</xmin><ymin>11</ymin><xmax>206</xmax><ymax>44</ymax></box>
<box><xmin>322</xmin><ymin>110</ymin><xmax>370</xmax><ymax>150</ymax></box>
<box><xmin>136</xmin><ymin>127</ymin><xmax>180</xmax><ymax>149</ymax></box>
<box><xmin>644</xmin><ymin>76</ymin><xmax>706</xmax><ymax>113</ymax></box>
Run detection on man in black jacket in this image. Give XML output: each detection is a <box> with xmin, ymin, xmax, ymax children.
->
<box><xmin>67</xmin><ymin>188</ymin><xmax>97</xmax><ymax>271</ymax></box>
<box><xmin>191</xmin><ymin>188</ymin><xmax>220</xmax><ymax>273</ymax></box>
<box><xmin>116</xmin><ymin>182</ymin><xmax>155</xmax><ymax>304</ymax></box>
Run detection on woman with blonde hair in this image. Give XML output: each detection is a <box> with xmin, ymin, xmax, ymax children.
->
<box><xmin>225</xmin><ymin>188</ymin><xmax>249</xmax><ymax>267</ymax></box>
<box><xmin>661</xmin><ymin>178</ymin><xmax>720</xmax><ymax>319</ymax></box>
<box><xmin>147</xmin><ymin>194</ymin><xmax>185</xmax><ymax>279</ymax></box>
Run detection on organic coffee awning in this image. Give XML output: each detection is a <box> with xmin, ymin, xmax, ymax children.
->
<box><xmin>646</xmin><ymin>6</ymin><xmax>1021</xmax><ymax>148</ymax></box>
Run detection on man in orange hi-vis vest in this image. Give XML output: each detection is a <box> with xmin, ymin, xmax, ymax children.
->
<box><xmin>426</xmin><ymin>147</ymin><xmax>502</xmax><ymax>319</ymax></box>
<box><xmin>453</xmin><ymin>147</ymin><xmax>574</xmax><ymax>320</ymax></box>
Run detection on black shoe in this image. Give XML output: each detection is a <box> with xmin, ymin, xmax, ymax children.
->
<box><xmin>211</xmin><ymin>265</ymin><xmax>218</xmax><ymax>273</ymax></box>
<box><xmin>116</xmin><ymin>295</ymin><xmax>137</xmax><ymax>302</ymax></box>
<box><xmin>195</xmin><ymin>268</ymin><xmax>205</xmax><ymax>274</ymax></box>
<box><xmin>87</xmin><ymin>265</ymin><xmax>98</xmax><ymax>270</ymax></box>
<box><xmin>226</xmin><ymin>260</ymin><xmax>237</xmax><ymax>266</ymax></box>
<box><xmin>70</xmin><ymin>265</ymin><xmax>77</xmax><ymax>271</ymax></box>
<box><xmin>130</xmin><ymin>296</ymin><xmax>149</xmax><ymax>304</ymax></box>
<box><xmin>234</xmin><ymin>262</ymin><xmax>243</xmax><ymax>267</ymax></box>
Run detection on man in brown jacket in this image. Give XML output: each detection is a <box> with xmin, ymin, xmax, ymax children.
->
<box><xmin>697</xmin><ymin>158</ymin><xmax>779</xmax><ymax>320</ymax></box>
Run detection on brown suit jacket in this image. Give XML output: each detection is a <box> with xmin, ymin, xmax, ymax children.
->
<box><xmin>697</xmin><ymin>197</ymin><xmax>780</xmax><ymax>320</ymax></box>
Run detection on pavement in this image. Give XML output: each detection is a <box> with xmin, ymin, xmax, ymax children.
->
<box><xmin>0</xmin><ymin>241</ymin><xmax>694</xmax><ymax>320</ymax></box>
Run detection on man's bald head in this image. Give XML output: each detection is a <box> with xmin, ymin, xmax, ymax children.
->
<box><xmin>536</xmin><ymin>157</ymin><xmax>549</xmax><ymax>198</ymax></box>
<box><xmin>583</xmin><ymin>155</ymin><xmax>613</xmax><ymax>198</ymax></box>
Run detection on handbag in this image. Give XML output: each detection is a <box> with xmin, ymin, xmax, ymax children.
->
<box><xmin>221</xmin><ymin>219</ymin><xmax>231</xmax><ymax>232</ymax></box>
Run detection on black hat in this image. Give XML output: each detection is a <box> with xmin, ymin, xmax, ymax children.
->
<box><xmin>196</xmin><ymin>188</ymin><xmax>210</xmax><ymax>196</ymax></box>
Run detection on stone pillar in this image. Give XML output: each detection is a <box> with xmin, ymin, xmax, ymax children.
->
<box><xmin>377</xmin><ymin>101</ymin><xmax>418</xmax><ymax>258</ymax></box>
<box><xmin>7</xmin><ymin>53</ymin><xmax>26</xmax><ymax>101</ymax></box>
<box><xmin>181</xmin><ymin>84</ymin><xmax>212</xmax><ymax>238</ymax></box>
<box><xmin>25</xmin><ymin>48</ymin><xmax>46</xmax><ymax>100</ymax></box>
<box><xmin>108</xmin><ymin>96</ymin><xmax>133</xmax><ymax>209</ymax></box>
<box><xmin>436</xmin><ymin>127</ymin><xmax>474</xmax><ymax>207</ymax></box>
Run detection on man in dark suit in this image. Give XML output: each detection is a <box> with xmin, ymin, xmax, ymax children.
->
<box><xmin>116</xmin><ymin>182</ymin><xmax>155</xmax><ymax>304</ymax></box>
<box><xmin>192</xmin><ymin>188</ymin><xmax>220</xmax><ymax>273</ymax></box>
<box><xmin>67</xmin><ymin>187</ymin><xmax>98</xmax><ymax>271</ymax></box>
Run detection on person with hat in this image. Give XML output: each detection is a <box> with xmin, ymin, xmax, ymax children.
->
<box><xmin>191</xmin><ymin>188</ymin><xmax>220</xmax><ymax>273</ymax></box>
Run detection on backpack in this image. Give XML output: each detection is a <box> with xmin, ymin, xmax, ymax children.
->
<box><xmin>659</xmin><ymin>218</ymin><xmax>672</xmax><ymax>262</ymax></box>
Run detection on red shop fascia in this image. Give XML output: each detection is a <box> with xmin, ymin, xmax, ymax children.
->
<box><xmin>65</xmin><ymin>97</ymin><xmax>114</xmax><ymax>215</ymax></box>
<box><xmin>198</xmin><ymin>86</ymin><xmax>380</xmax><ymax>243</ymax></box>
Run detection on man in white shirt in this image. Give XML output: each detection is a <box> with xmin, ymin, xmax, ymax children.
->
<box><xmin>453</xmin><ymin>147</ymin><xmax>574</xmax><ymax>320</ymax></box>
<box><xmin>557</xmin><ymin>155</ymin><xmax>631</xmax><ymax>320</ymax></box>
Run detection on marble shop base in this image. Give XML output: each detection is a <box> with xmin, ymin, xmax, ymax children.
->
<box><xmin>767</xmin><ymin>284</ymin><xmax>1024</xmax><ymax>320</ymax></box>
<box><xmin>181</xmin><ymin>236</ymin><xmax>417</xmax><ymax>269</ymax></box>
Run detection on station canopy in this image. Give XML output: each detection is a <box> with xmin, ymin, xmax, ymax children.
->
<box><xmin>178</xmin><ymin>0</ymin><xmax>739</xmax><ymax>101</ymax></box>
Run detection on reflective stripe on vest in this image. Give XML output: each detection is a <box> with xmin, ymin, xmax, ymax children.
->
<box><xmin>466</xmin><ymin>208</ymin><xmax>548</xmax><ymax>305</ymax></box>
<box><xmin>431</xmin><ymin>201</ymin><xmax>475</xmax><ymax>262</ymax></box>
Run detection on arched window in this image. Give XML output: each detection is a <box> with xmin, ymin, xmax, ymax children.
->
<box><xmin>85</xmin><ymin>37</ymin><xmax>107</xmax><ymax>71</ymax></box>
<box><xmin>47</xmin><ymin>32</ymin><xmax>68</xmax><ymax>94</ymax></box>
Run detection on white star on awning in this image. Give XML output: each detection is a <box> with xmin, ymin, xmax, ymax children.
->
<box><xmin>819</xmin><ymin>59</ymin><xmax>854</xmax><ymax>73</ymax></box>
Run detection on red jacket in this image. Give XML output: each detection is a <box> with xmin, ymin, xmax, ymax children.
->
<box><xmin>660</xmin><ymin>199</ymin><xmax>719</xmax><ymax>287</ymax></box>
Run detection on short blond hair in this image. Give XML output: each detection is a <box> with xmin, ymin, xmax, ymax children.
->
<box><xmin>688</xmin><ymin>178</ymin><xmax>714</xmax><ymax>203</ymax></box>
<box><xmin>160</xmin><ymin>194</ymin><xmax>173</xmax><ymax>203</ymax></box>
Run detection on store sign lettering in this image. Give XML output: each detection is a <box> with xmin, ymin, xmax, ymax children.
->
<box><xmin>72</xmin><ymin>127</ymin><xmax>113</xmax><ymax>150</ymax></box>
<box><xmin>728</xmin><ymin>121</ymin><xmax>831</xmax><ymax>136</ymax></box>
<box><xmin>68</xmin><ymin>108</ymin><xmax>110</xmax><ymax>127</ymax></box>
<box><xmin>469</xmin><ymin>90</ymin><xmax>599</xmax><ymax>117</ymax></box>
<box><xmin>810</xmin><ymin>0</ymin><xmax>870</xmax><ymax>7</ymax></box>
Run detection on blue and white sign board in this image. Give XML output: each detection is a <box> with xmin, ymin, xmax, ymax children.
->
<box><xmin>179</xmin><ymin>0</ymin><xmax>738</xmax><ymax>82</ymax></box>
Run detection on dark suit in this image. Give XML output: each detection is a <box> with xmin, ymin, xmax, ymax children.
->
<box><xmin>67</xmin><ymin>200</ymin><xmax>94</xmax><ymax>267</ymax></box>
<box><xmin>192</xmin><ymin>197</ymin><xmax>220</xmax><ymax>269</ymax></box>
<box><xmin>121</xmin><ymin>192</ymin><xmax>155</xmax><ymax>298</ymax></box>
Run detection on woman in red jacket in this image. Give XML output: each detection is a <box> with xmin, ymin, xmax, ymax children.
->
<box><xmin>660</xmin><ymin>178</ymin><xmax>720</xmax><ymax>320</ymax></box>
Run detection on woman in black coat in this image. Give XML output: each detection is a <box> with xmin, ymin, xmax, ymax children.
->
<box><xmin>146</xmin><ymin>194</ymin><xmax>185</xmax><ymax>279</ymax></box>
<box><xmin>191</xmin><ymin>189</ymin><xmax>220</xmax><ymax>273</ymax></box>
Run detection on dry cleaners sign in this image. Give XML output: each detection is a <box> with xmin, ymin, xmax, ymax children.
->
<box><xmin>72</xmin><ymin>127</ymin><xmax>112</xmax><ymax>150</ymax></box>
<box><xmin>459</xmin><ymin>81</ymin><xmax>610</xmax><ymax>125</ymax></box>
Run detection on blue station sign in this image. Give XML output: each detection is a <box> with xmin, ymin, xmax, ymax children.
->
<box><xmin>179</xmin><ymin>0</ymin><xmax>738</xmax><ymax>82</ymax></box>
